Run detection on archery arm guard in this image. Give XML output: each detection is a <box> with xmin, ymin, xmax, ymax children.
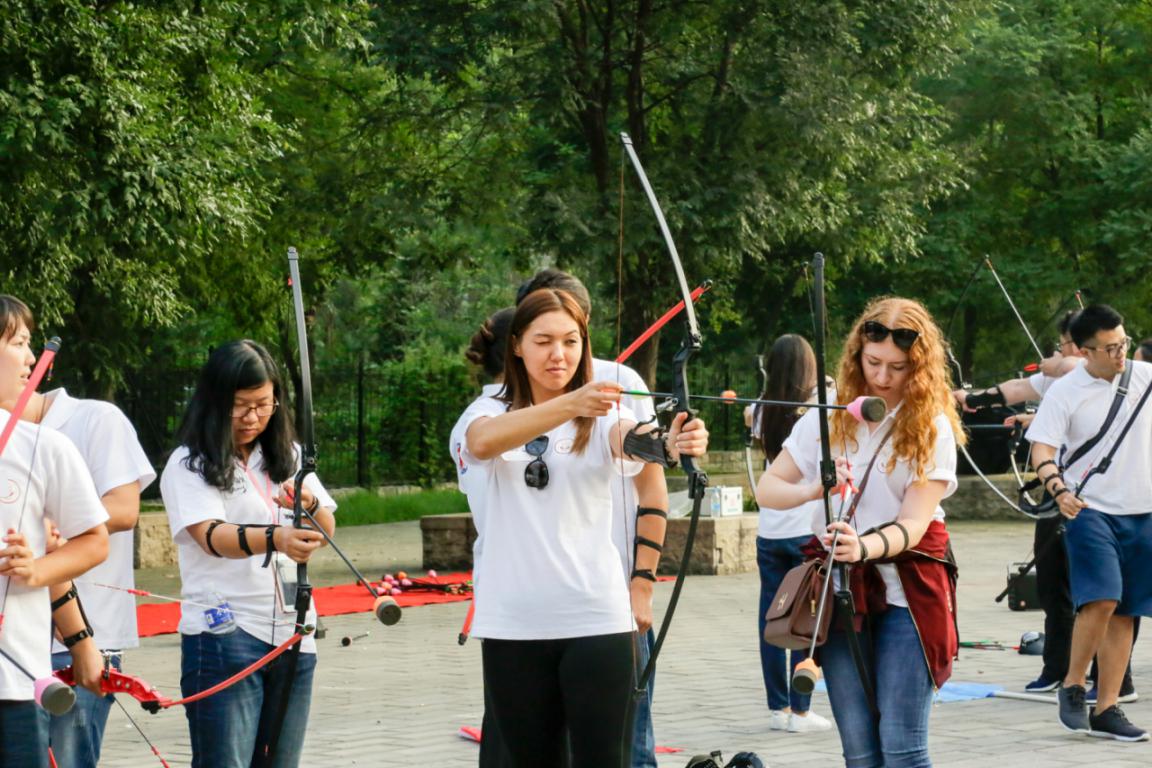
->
<box><xmin>622</xmin><ymin>426</ymin><xmax>677</xmax><ymax>469</ymax></box>
<box><xmin>965</xmin><ymin>385</ymin><xmax>1007</xmax><ymax>410</ymax></box>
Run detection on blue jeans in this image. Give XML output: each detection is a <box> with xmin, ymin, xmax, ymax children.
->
<box><xmin>630</xmin><ymin>629</ymin><xmax>657</xmax><ymax>768</ymax></box>
<box><xmin>48</xmin><ymin>651</ymin><xmax>119</xmax><ymax>768</ymax></box>
<box><xmin>181</xmin><ymin>629</ymin><xmax>316</xmax><ymax>768</ymax></box>
<box><xmin>757</xmin><ymin>535</ymin><xmax>813</xmax><ymax>712</ymax></box>
<box><xmin>822</xmin><ymin>606</ymin><xmax>934</xmax><ymax>768</ymax></box>
<box><xmin>0</xmin><ymin>700</ymin><xmax>49</xmax><ymax>767</ymax></box>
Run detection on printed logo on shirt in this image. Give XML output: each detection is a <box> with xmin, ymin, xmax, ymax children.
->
<box><xmin>0</xmin><ymin>478</ymin><xmax>20</xmax><ymax>504</ymax></box>
<box><xmin>554</xmin><ymin>438</ymin><xmax>574</xmax><ymax>455</ymax></box>
<box><xmin>455</xmin><ymin>442</ymin><xmax>467</xmax><ymax>475</ymax></box>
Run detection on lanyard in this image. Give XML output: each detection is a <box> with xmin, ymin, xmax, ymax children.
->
<box><xmin>241</xmin><ymin>463</ymin><xmax>278</xmax><ymax>522</ymax></box>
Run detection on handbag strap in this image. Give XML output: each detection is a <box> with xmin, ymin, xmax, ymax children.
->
<box><xmin>841</xmin><ymin>428</ymin><xmax>893</xmax><ymax>525</ymax></box>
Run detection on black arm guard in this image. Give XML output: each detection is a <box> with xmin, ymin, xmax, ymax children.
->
<box><xmin>965</xmin><ymin>385</ymin><xmax>1007</xmax><ymax>410</ymax></box>
<box><xmin>622</xmin><ymin>426</ymin><xmax>677</xmax><ymax>468</ymax></box>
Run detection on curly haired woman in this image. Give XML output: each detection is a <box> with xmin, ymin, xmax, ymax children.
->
<box><xmin>757</xmin><ymin>297</ymin><xmax>966</xmax><ymax>767</ymax></box>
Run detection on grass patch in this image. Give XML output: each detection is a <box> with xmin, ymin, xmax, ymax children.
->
<box><xmin>335</xmin><ymin>489</ymin><xmax>469</xmax><ymax>526</ymax></box>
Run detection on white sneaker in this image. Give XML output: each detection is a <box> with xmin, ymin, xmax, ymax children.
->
<box><xmin>768</xmin><ymin>710</ymin><xmax>790</xmax><ymax>730</ymax></box>
<box><xmin>788</xmin><ymin>710</ymin><xmax>833</xmax><ymax>733</ymax></box>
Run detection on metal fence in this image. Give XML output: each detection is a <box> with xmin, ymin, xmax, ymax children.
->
<box><xmin>94</xmin><ymin>356</ymin><xmax>759</xmax><ymax>494</ymax></box>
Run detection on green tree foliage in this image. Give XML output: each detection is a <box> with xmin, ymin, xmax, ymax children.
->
<box><xmin>0</xmin><ymin>1</ymin><xmax>292</xmax><ymax>393</ymax></box>
<box><xmin>921</xmin><ymin>0</ymin><xmax>1152</xmax><ymax>382</ymax></box>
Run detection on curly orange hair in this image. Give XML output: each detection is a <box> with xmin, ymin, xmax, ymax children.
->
<box><xmin>829</xmin><ymin>296</ymin><xmax>966</xmax><ymax>481</ymax></box>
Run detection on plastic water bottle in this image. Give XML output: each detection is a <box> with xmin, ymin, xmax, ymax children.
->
<box><xmin>203</xmin><ymin>593</ymin><xmax>236</xmax><ymax>634</ymax></box>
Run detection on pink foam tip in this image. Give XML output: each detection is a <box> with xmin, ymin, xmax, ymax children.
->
<box><xmin>34</xmin><ymin>677</ymin><xmax>55</xmax><ymax>703</ymax></box>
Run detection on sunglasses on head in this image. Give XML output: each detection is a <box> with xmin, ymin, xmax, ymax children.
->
<box><xmin>862</xmin><ymin>320</ymin><xmax>920</xmax><ymax>351</ymax></box>
<box><xmin>524</xmin><ymin>435</ymin><xmax>549</xmax><ymax>490</ymax></box>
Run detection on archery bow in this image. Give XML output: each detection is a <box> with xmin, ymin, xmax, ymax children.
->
<box><xmin>619</xmin><ymin>132</ymin><xmax>708</xmax><ymax>702</ymax></box>
<box><xmin>802</xmin><ymin>252</ymin><xmax>875</xmax><ymax>708</ymax></box>
<box><xmin>259</xmin><ymin>247</ymin><xmax>322</xmax><ymax>765</ymax></box>
<box><xmin>744</xmin><ymin>355</ymin><xmax>768</xmax><ymax>494</ymax></box>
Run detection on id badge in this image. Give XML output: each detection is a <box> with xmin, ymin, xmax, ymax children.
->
<box><xmin>275</xmin><ymin>554</ymin><xmax>299</xmax><ymax>610</ymax></box>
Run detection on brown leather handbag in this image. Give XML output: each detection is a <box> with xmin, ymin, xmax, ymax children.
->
<box><xmin>762</xmin><ymin>430</ymin><xmax>891</xmax><ymax>651</ymax></box>
<box><xmin>762</xmin><ymin>557</ymin><xmax>830</xmax><ymax>650</ymax></box>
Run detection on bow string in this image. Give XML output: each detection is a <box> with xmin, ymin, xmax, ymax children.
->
<box><xmin>619</xmin><ymin>132</ymin><xmax>709</xmax><ymax>698</ymax></box>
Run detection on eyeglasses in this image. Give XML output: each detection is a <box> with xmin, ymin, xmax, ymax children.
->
<box><xmin>232</xmin><ymin>401</ymin><xmax>279</xmax><ymax>419</ymax></box>
<box><xmin>1081</xmin><ymin>337</ymin><xmax>1131</xmax><ymax>358</ymax></box>
<box><xmin>861</xmin><ymin>320</ymin><xmax>920</xmax><ymax>351</ymax></box>
<box><xmin>524</xmin><ymin>435</ymin><xmax>549</xmax><ymax>490</ymax></box>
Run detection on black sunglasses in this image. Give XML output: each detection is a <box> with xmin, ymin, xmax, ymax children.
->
<box><xmin>862</xmin><ymin>320</ymin><xmax>920</xmax><ymax>351</ymax></box>
<box><xmin>524</xmin><ymin>435</ymin><xmax>549</xmax><ymax>490</ymax></box>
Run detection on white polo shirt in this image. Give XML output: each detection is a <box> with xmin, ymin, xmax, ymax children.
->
<box><xmin>160</xmin><ymin>444</ymin><xmax>336</xmax><ymax>653</ymax></box>
<box><xmin>1026</xmin><ymin>360</ymin><xmax>1152</xmax><ymax>515</ymax></box>
<box><xmin>0</xmin><ymin>414</ymin><xmax>108</xmax><ymax>700</ymax></box>
<box><xmin>44</xmin><ymin>389</ymin><xmax>156</xmax><ymax>653</ymax></box>
<box><xmin>782</xmin><ymin>406</ymin><xmax>958</xmax><ymax>606</ymax></box>
<box><xmin>458</xmin><ymin>397</ymin><xmax>641</xmax><ymax>639</ymax></box>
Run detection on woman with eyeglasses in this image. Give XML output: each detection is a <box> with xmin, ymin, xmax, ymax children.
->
<box><xmin>757</xmin><ymin>297</ymin><xmax>965</xmax><ymax>767</ymax></box>
<box><xmin>160</xmin><ymin>340</ymin><xmax>336</xmax><ymax>768</ymax></box>
<box><xmin>457</xmin><ymin>288</ymin><xmax>708</xmax><ymax>767</ymax></box>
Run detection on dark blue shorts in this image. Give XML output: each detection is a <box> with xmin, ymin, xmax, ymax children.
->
<box><xmin>1065</xmin><ymin>508</ymin><xmax>1152</xmax><ymax>616</ymax></box>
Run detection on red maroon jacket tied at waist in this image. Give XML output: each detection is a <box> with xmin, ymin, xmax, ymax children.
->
<box><xmin>806</xmin><ymin>519</ymin><xmax>958</xmax><ymax>690</ymax></box>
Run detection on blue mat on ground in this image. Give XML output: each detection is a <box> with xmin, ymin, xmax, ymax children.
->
<box><xmin>814</xmin><ymin>680</ymin><xmax>1003</xmax><ymax>703</ymax></box>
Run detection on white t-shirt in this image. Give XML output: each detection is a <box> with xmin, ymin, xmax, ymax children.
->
<box><xmin>1029</xmin><ymin>371</ymin><xmax>1055</xmax><ymax>399</ymax></box>
<box><xmin>1026</xmin><ymin>360</ymin><xmax>1152</xmax><ymax>515</ymax></box>
<box><xmin>160</xmin><ymin>444</ymin><xmax>336</xmax><ymax>653</ymax></box>
<box><xmin>750</xmin><ymin>391</ymin><xmax>828</xmax><ymax>540</ymax></box>
<box><xmin>450</xmin><ymin>360</ymin><xmax>654</xmax><ymax>577</ymax></box>
<box><xmin>0</xmin><ymin>413</ymin><xmax>108</xmax><ymax>700</ymax></box>
<box><xmin>458</xmin><ymin>396</ymin><xmax>641</xmax><ymax>640</ymax></box>
<box><xmin>782</xmin><ymin>406</ymin><xmax>958</xmax><ymax>606</ymax></box>
<box><xmin>450</xmin><ymin>383</ymin><xmax>502</xmax><ymax>559</ymax></box>
<box><xmin>44</xmin><ymin>389</ymin><xmax>156</xmax><ymax>653</ymax></box>
<box><xmin>590</xmin><ymin>359</ymin><xmax>655</xmax><ymax>576</ymax></box>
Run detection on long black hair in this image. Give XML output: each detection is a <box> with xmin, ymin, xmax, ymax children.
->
<box><xmin>177</xmin><ymin>340</ymin><xmax>296</xmax><ymax>491</ymax></box>
<box><xmin>757</xmin><ymin>334</ymin><xmax>817</xmax><ymax>462</ymax></box>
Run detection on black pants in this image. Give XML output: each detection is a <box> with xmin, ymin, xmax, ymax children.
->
<box><xmin>482</xmin><ymin>632</ymin><xmax>633</xmax><ymax>768</ymax></box>
<box><xmin>1035</xmin><ymin>516</ymin><xmax>1074</xmax><ymax>681</ymax></box>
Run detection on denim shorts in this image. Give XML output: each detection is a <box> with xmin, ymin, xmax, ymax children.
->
<box><xmin>1065</xmin><ymin>508</ymin><xmax>1152</xmax><ymax>616</ymax></box>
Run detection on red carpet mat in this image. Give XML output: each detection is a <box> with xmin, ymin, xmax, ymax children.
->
<box><xmin>138</xmin><ymin>572</ymin><xmax>473</xmax><ymax>638</ymax></box>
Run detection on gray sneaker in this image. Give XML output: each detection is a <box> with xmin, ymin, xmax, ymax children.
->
<box><xmin>1058</xmin><ymin>684</ymin><xmax>1090</xmax><ymax>733</ymax></box>
<box><xmin>1089</xmin><ymin>705</ymin><xmax>1150</xmax><ymax>742</ymax></box>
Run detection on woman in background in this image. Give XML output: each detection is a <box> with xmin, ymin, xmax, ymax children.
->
<box><xmin>750</xmin><ymin>334</ymin><xmax>832</xmax><ymax>734</ymax></box>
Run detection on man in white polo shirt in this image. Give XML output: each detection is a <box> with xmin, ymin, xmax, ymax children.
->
<box><xmin>1027</xmin><ymin>304</ymin><xmax>1152</xmax><ymax>742</ymax></box>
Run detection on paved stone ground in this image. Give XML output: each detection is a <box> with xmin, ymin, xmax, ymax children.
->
<box><xmin>95</xmin><ymin>519</ymin><xmax>1151</xmax><ymax>766</ymax></box>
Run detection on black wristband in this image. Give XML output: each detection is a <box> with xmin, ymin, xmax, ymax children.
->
<box><xmin>62</xmin><ymin>627</ymin><xmax>93</xmax><ymax>649</ymax></box>
<box><xmin>635</xmin><ymin>535</ymin><xmax>664</xmax><ymax>554</ymax></box>
<box><xmin>51</xmin><ymin>584</ymin><xmax>78</xmax><ymax>612</ymax></box>
<box><xmin>204</xmin><ymin>520</ymin><xmax>226</xmax><ymax>558</ymax></box>
<box><xmin>1035</xmin><ymin>459</ymin><xmax>1059</xmax><ymax>474</ymax></box>
<box><xmin>885</xmin><ymin>521</ymin><xmax>910</xmax><ymax>553</ymax></box>
<box><xmin>858</xmin><ymin>537</ymin><xmax>870</xmax><ymax>563</ymax></box>
<box><xmin>637</xmin><ymin>507</ymin><xmax>668</xmax><ymax>519</ymax></box>
<box><xmin>631</xmin><ymin>569</ymin><xmax>657</xmax><ymax>582</ymax></box>
<box><xmin>262</xmin><ymin>525</ymin><xmax>279</xmax><ymax>568</ymax></box>
<box><xmin>237</xmin><ymin>524</ymin><xmax>255</xmax><ymax>556</ymax></box>
<box><xmin>1052</xmin><ymin>487</ymin><xmax>1069</xmax><ymax>500</ymax></box>
<box><xmin>875</xmin><ymin>529</ymin><xmax>891</xmax><ymax>560</ymax></box>
<box><xmin>305</xmin><ymin>496</ymin><xmax>320</xmax><ymax>515</ymax></box>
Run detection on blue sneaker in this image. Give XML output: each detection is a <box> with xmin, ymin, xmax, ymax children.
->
<box><xmin>1086</xmin><ymin>678</ymin><xmax>1138</xmax><ymax>706</ymax></box>
<box><xmin>1025</xmin><ymin>674</ymin><xmax>1061</xmax><ymax>693</ymax></box>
